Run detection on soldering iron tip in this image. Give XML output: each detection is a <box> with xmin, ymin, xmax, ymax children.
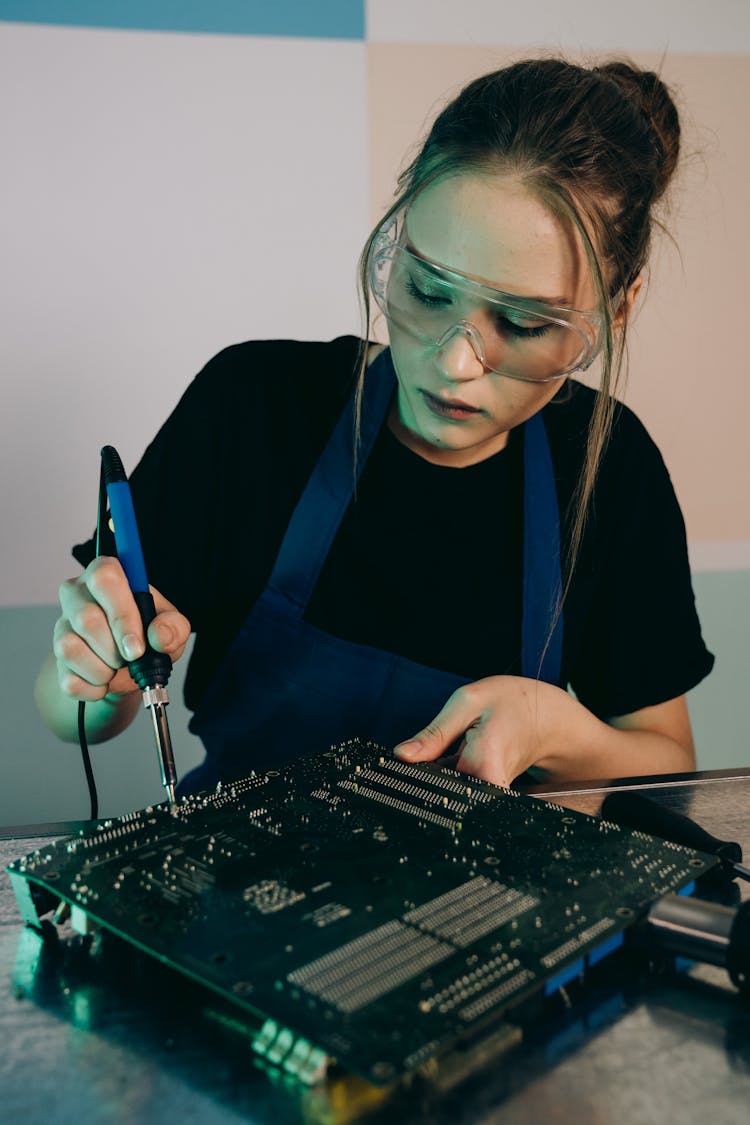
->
<box><xmin>166</xmin><ymin>783</ymin><xmax>176</xmax><ymax>809</ymax></box>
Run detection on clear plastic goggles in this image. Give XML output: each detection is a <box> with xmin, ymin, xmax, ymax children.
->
<box><xmin>370</xmin><ymin>223</ymin><xmax>606</xmax><ymax>383</ymax></box>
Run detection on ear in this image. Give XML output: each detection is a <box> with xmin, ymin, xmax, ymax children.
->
<box><xmin>613</xmin><ymin>273</ymin><xmax>643</xmax><ymax>330</ymax></box>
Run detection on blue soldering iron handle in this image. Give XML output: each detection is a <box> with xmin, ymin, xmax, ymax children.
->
<box><xmin>100</xmin><ymin>446</ymin><xmax>172</xmax><ymax>691</ymax></box>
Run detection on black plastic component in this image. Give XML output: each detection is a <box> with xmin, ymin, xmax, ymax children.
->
<box><xmin>127</xmin><ymin>590</ymin><xmax>172</xmax><ymax>690</ymax></box>
<box><xmin>727</xmin><ymin>900</ymin><xmax>750</xmax><ymax>995</ymax></box>
<box><xmin>100</xmin><ymin>445</ymin><xmax>127</xmax><ymax>486</ymax></box>
<box><xmin>647</xmin><ymin>893</ymin><xmax>735</xmax><ymax>966</ymax></box>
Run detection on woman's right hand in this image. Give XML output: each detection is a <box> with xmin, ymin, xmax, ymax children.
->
<box><xmin>54</xmin><ymin>557</ymin><xmax>192</xmax><ymax>701</ymax></box>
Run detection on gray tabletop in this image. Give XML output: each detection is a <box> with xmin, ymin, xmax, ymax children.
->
<box><xmin>2</xmin><ymin>771</ymin><xmax>749</xmax><ymax>1124</ymax></box>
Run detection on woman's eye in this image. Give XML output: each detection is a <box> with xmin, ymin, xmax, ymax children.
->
<box><xmin>404</xmin><ymin>276</ymin><xmax>451</xmax><ymax>307</ymax></box>
<box><xmin>498</xmin><ymin>315</ymin><xmax>551</xmax><ymax>339</ymax></box>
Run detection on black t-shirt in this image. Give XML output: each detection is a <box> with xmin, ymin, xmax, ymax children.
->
<box><xmin>73</xmin><ymin>335</ymin><xmax>714</xmax><ymax>721</ymax></box>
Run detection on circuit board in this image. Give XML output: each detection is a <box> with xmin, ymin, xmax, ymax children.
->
<box><xmin>8</xmin><ymin>741</ymin><xmax>716</xmax><ymax>1088</ymax></box>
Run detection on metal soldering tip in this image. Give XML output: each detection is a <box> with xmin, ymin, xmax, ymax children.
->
<box><xmin>166</xmin><ymin>782</ymin><xmax>176</xmax><ymax>808</ymax></box>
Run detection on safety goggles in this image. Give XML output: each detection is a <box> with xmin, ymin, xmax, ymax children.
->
<box><xmin>369</xmin><ymin>224</ymin><xmax>606</xmax><ymax>383</ymax></box>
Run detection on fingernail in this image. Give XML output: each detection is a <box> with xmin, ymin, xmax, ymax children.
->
<box><xmin>395</xmin><ymin>740</ymin><xmax>420</xmax><ymax>758</ymax></box>
<box><xmin>121</xmin><ymin>633</ymin><xmax>144</xmax><ymax>661</ymax></box>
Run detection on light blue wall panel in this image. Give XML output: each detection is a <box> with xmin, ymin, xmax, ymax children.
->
<box><xmin>689</xmin><ymin>570</ymin><xmax>749</xmax><ymax>772</ymax></box>
<box><xmin>0</xmin><ymin>1</ymin><xmax>365</xmax><ymax>40</ymax></box>
<box><xmin>0</xmin><ymin>606</ymin><xmax>204</xmax><ymax>826</ymax></box>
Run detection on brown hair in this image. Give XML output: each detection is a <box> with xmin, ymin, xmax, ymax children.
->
<box><xmin>355</xmin><ymin>57</ymin><xmax>681</xmax><ymax>604</ymax></box>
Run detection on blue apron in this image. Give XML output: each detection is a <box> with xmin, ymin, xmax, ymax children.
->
<box><xmin>183</xmin><ymin>348</ymin><xmax>563</xmax><ymax>794</ymax></box>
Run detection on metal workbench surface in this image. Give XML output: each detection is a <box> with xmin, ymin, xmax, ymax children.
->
<box><xmin>1</xmin><ymin>770</ymin><xmax>749</xmax><ymax>1124</ymax></box>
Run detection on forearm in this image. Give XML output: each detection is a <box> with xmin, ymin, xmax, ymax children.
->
<box><xmin>396</xmin><ymin>676</ymin><xmax>697</xmax><ymax>788</ymax></box>
<box><xmin>34</xmin><ymin>652</ymin><xmax>141</xmax><ymax>744</ymax></box>
<box><xmin>537</xmin><ymin>695</ymin><xmax>697</xmax><ymax>783</ymax></box>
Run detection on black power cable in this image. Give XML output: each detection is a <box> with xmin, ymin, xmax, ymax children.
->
<box><xmin>77</xmin><ymin>699</ymin><xmax>98</xmax><ymax>821</ymax></box>
<box><xmin>77</xmin><ymin>459</ymin><xmax>109</xmax><ymax>821</ymax></box>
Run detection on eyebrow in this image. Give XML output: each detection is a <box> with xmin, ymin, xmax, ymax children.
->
<box><xmin>405</xmin><ymin>242</ymin><xmax>571</xmax><ymax>306</ymax></box>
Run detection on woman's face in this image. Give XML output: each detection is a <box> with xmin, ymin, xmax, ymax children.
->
<box><xmin>386</xmin><ymin>173</ymin><xmax>598</xmax><ymax>466</ymax></box>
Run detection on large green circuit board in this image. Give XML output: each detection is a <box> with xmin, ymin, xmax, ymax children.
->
<box><xmin>8</xmin><ymin>741</ymin><xmax>716</xmax><ymax>1086</ymax></box>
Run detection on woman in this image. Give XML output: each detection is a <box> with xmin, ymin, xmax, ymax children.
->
<box><xmin>35</xmin><ymin>58</ymin><xmax>714</xmax><ymax>792</ymax></box>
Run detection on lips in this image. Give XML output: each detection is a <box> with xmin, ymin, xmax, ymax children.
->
<box><xmin>422</xmin><ymin>390</ymin><xmax>482</xmax><ymax>413</ymax></box>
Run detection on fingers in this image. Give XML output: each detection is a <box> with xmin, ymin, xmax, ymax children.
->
<box><xmin>146</xmin><ymin>592</ymin><xmax>191</xmax><ymax>662</ymax></box>
<box><xmin>454</xmin><ymin>738</ymin><xmax>511</xmax><ymax>790</ymax></box>
<box><xmin>59</xmin><ymin>557</ymin><xmax>145</xmax><ymax>667</ymax></box>
<box><xmin>394</xmin><ymin>683</ymin><xmax>484</xmax><ymax>762</ymax></box>
<box><xmin>393</xmin><ymin>677</ymin><xmax>521</xmax><ymax>787</ymax></box>
<box><xmin>54</xmin><ymin>558</ymin><xmax>191</xmax><ymax>701</ymax></box>
<box><xmin>53</xmin><ymin>613</ymin><xmax>121</xmax><ymax>700</ymax></box>
<box><xmin>393</xmin><ymin>676</ymin><xmax>565</xmax><ymax>787</ymax></box>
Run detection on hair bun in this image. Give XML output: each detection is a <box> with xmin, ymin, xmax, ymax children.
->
<box><xmin>598</xmin><ymin>61</ymin><xmax>680</xmax><ymax>200</ymax></box>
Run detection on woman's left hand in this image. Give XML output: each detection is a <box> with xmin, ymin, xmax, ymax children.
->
<box><xmin>393</xmin><ymin>675</ymin><xmax>600</xmax><ymax>787</ymax></box>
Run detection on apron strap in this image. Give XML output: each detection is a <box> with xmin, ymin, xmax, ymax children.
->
<box><xmin>267</xmin><ymin>348</ymin><xmax>394</xmax><ymax>611</ymax></box>
<box><xmin>522</xmin><ymin>411</ymin><xmax>563</xmax><ymax>682</ymax></box>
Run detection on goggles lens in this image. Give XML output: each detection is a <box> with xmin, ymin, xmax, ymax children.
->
<box><xmin>370</xmin><ymin>231</ymin><xmax>604</xmax><ymax>383</ymax></box>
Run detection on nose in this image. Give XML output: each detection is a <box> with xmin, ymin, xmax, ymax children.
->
<box><xmin>434</xmin><ymin>320</ymin><xmax>487</xmax><ymax>380</ymax></box>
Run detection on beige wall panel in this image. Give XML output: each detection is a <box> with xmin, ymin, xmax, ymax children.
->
<box><xmin>368</xmin><ymin>44</ymin><xmax>750</xmax><ymax>547</ymax></box>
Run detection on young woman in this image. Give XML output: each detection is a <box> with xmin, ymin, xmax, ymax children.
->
<box><xmin>35</xmin><ymin>58</ymin><xmax>713</xmax><ymax>793</ymax></box>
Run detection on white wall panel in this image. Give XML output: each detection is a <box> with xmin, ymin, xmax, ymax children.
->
<box><xmin>0</xmin><ymin>23</ymin><xmax>368</xmax><ymax>605</ymax></box>
<box><xmin>367</xmin><ymin>0</ymin><xmax>750</xmax><ymax>53</ymax></box>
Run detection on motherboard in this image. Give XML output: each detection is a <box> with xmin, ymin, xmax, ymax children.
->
<box><xmin>8</xmin><ymin>741</ymin><xmax>716</xmax><ymax>1088</ymax></box>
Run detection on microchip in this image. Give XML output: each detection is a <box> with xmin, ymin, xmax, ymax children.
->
<box><xmin>242</xmin><ymin>879</ymin><xmax>306</xmax><ymax>914</ymax></box>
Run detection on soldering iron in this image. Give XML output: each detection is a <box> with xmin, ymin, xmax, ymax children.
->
<box><xmin>98</xmin><ymin>445</ymin><xmax>178</xmax><ymax>807</ymax></box>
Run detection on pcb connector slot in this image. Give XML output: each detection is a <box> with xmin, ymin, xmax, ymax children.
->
<box><xmin>541</xmin><ymin>917</ymin><xmax>615</xmax><ymax>969</ymax></box>
<box><xmin>371</xmin><ymin>758</ymin><xmax>495</xmax><ymax>802</ymax></box>
<box><xmin>405</xmin><ymin>878</ymin><xmax>539</xmax><ymax>946</ymax></box>
<box><xmin>288</xmin><ymin>921</ymin><xmax>453</xmax><ymax>1012</ymax></box>
<box><xmin>357</xmin><ymin>769</ymin><xmax>469</xmax><ymax>815</ymax></box>
<box><xmin>337</xmin><ymin>781</ymin><xmax>457</xmax><ymax>829</ymax></box>
<box><xmin>459</xmin><ymin>969</ymin><xmax>537</xmax><ymax>1021</ymax></box>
